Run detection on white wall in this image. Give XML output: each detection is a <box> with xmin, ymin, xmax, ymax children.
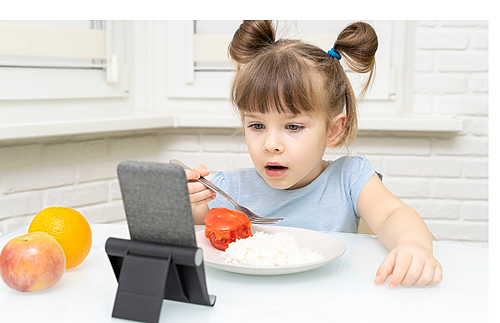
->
<box><xmin>0</xmin><ymin>20</ymin><xmax>488</xmax><ymax>245</ymax></box>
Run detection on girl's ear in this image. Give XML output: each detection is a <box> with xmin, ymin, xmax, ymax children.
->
<box><xmin>326</xmin><ymin>113</ymin><xmax>346</xmax><ymax>147</ymax></box>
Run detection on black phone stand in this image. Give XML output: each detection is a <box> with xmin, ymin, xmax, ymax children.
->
<box><xmin>106</xmin><ymin>237</ymin><xmax>216</xmax><ymax>323</ymax></box>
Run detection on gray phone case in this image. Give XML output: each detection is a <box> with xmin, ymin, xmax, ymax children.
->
<box><xmin>117</xmin><ymin>160</ymin><xmax>197</xmax><ymax>248</ymax></box>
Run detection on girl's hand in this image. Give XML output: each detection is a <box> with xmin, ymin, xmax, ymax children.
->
<box><xmin>374</xmin><ymin>244</ymin><xmax>443</xmax><ymax>288</ymax></box>
<box><xmin>184</xmin><ymin>165</ymin><xmax>216</xmax><ymax>210</ymax></box>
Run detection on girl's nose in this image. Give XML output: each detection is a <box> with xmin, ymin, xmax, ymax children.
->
<box><xmin>263</xmin><ymin>134</ymin><xmax>284</xmax><ymax>153</ymax></box>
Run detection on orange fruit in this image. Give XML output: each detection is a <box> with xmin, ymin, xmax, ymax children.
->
<box><xmin>28</xmin><ymin>207</ymin><xmax>92</xmax><ymax>270</ymax></box>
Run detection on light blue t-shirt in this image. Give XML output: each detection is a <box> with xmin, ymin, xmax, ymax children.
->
<box><xmin>207</xmin><ymin>155</ymin><xmax>376</xmax><ymax>233</ymax></box>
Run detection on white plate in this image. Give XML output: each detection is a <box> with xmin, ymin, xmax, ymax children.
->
<box><xmin>195</xmin><ymin>225</ymin><xmax>346</xmax><ymax>275</ymax></box>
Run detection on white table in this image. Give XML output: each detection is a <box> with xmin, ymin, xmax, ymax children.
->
<box><xmin>0</xmin><ymin>223</ymin><xmax>488</xmax><ymax>323</ymax></box>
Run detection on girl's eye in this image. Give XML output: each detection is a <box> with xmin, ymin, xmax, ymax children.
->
<box><xmin>249</xmin><ymin>123</ymin><xmax>265</xmax><ymax>130</ymax></box>
<box><xmin>286</xmin><ymin>124</ymin><xmax>304</xmax><ymax>131</ymax></box>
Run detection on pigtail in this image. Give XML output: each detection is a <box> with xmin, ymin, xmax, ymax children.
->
<box><xmin>326</xmin><ymin>21</ymin><xmax>378</xmax><ymax>147</ymax></box>
<box><xmin>334</xmin><ymin>22</ymin><xmax>378</xmax><ymax>99</ymax></box>
<box><xmin>228</xmin><ymin>20</ymin><xmax>275</xmax><ymax>69</ymax></box>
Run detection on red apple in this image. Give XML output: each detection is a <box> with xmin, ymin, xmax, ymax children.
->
<box><xmin>0</xmin><ymin>232</ymin><xmax>66</xmax><ymax>292</ymax></box>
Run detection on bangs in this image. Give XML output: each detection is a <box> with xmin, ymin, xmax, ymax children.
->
<box><xmin>231</xmin><ymin>48</ymin><xmax>325</xmax><ymax>117</ymax></box>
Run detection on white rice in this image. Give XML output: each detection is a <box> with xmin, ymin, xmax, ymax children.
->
<box><xmin>223</xmin><ymin>231</ymin><xmax>324</xmax><ymax>266</ymax></box>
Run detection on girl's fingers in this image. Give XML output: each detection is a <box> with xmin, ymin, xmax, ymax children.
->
<box><xmin>410</xmin><ymin>259</ymin><xmax>443</xmax><ymax>287</ymax></box>
<box><xmin>427</xmin><ymin>262</ymin><xmax>443</xmax><ymax>286</ymax></box>
<box><xmin>375</xmin><ymin>252</ymin><xmax>395</xmax><ymax>284</ymax></box>
<box><xmin>387</xmin><ymin>252</ymin><xmax>412</xmax><ymax>289</ymax></box>
<box><xmin>400</xmin><ymin>257</ymin><xmax>425</xmax><ymax>287</ymax></box>
<box><xmin>412</xmin><ymin>262</ymin><xmax>435</xmax><ymax>287</ymax></box>
<box><xmin>184</xmin><ymin>169</ymin><xmax>201</xmax><ymax>181</ymax></box>
<box><xmin>184</xmin><ymin>164</ymin><xmax>215</xmax><ymax>208</ymax></box>
<box><xmin>193</xmin><ymin>165</ymin><xmax>210</xmax><ymax>177</ymax></box>
<box><xmin>187</xmin><ymin>181</ymin><xmax>205</xmax><ymax>195</ymax></box>
<box><xmin>184</xmin><ymin>165</ymin><xmax>209</xmax><ymax>181</ymax></box>
<box><xmin>187</xmin><ymin>181</ymin><xmax>216</xmax><ymax>206</ymax></box>
<box><xmin>376</xmin><ymin>245</ymin><xmax>443</xmax><ymax>289</ymax></box>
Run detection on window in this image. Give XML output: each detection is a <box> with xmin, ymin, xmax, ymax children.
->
<box><xmin>166</xmin><ymin>20</ymin><xmax>397</xmax><ymax>113</ymax></box>
<box><xmin>161</xmin><ymin>20</ymin><xmax>462</xmax><ymax>131</ymax></box>
<box><xmin>0</xmin><ymin>20</ymin><xmax>128</xmax><ymax>100</ymax></box>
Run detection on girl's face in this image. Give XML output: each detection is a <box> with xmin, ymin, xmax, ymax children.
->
<box><xmin>244</xmin><ymin>111</ymin><xmax>339</xmax><ymax>190</ymax></box>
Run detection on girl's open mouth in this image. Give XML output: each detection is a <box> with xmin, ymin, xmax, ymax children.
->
<box><xmin>264</xmin><ymin>164</ymin><xmax>288</xmax><ymax>177</ymax></box>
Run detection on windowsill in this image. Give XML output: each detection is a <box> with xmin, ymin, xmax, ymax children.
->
<box><xmin>0</xmin><ymin>109</ymin><xmax>463</xmax><ymax>142</ymax></box>
<box><xmin>0</xmin><ymin>108</ymin><xmax>175</xmax><ymax>141</ymax></box>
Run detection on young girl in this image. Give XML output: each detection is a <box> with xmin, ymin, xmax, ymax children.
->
<box><xmin>185</xmin><ymin>20</ymin><xmax>442</xmax><ymax>288</ymax></box>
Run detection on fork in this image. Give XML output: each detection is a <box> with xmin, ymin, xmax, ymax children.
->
<box><xmin>169</xmin><ymin>159</ymin><xmax>283</xmax><ymax>224</ymax></box>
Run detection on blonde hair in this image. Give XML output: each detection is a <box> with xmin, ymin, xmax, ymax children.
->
<box><xmin>228</xmin><ymin>20</ymin><xmax>378</xmax><ymax>148</ymax></box>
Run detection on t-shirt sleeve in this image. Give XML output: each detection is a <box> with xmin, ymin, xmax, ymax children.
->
<box><xmin>207</xmin><ymin>171</ymin><xmax>235</xmax><ymax>210</ymax></box>
<box><xmin>347</xmin><ymin>156</ymin><xmax>376</xmax><ymax>218</ymax></box>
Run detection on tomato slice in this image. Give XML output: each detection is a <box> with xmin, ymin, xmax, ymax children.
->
<box><xmin>204</xmin><ymin>207</ymin><xmax>252</xmax><ymax>251</ymax></box>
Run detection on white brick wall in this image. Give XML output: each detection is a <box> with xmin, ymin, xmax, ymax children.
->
<box><xmin>0</xmin><ymin>21</ymin><xmax>488</xmax><ymax>245</ymax></box>
<box><xmin>0</xmin><ymin>132</ymin><xmax>161</xmax><ymax>234</ymax></box>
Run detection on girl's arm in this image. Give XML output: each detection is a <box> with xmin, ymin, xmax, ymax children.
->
<box><xmin>184</xmin><ymin>165</ymin><xmax>216</xmax><ymax>225</ymax></box>
<box><xmin>357</xmin><ymin>173</ymin><xmax>443</xmax><ymax>288</ymax></box>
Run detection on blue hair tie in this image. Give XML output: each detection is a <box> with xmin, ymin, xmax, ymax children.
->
<box><xmin>328</xmin><ymin>46</ymin><xmax>341</xmax><ymax>60</ymax></box>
